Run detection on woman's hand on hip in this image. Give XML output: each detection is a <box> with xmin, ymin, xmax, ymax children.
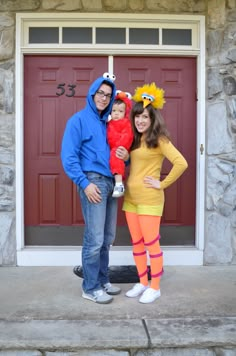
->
<box><xmin>144</xmin><ymin>176</ymin><xmax>161</xmax><ymax>189</ymax></box>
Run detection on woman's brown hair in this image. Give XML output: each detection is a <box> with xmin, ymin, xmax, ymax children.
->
<box><xmin>130</xmin><ymin>101</ymin><xmax>170</xmax><ymax>150</ymax></box>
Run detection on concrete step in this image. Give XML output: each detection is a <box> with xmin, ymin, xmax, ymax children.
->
<box><xmin>0</xmin><ymin>266</ymin><xmax>235</xmax><ymax>354</ymax></box>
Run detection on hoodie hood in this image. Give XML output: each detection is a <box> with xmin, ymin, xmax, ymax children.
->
<box><xmin>86</xmin><ymin>74</ymin><xmax>116</xmax><ymax>122</ymax></box>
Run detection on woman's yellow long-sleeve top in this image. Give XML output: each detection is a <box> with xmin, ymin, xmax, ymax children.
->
<box><xmin>122</xmin><ymin>138</ymin><xmax>188</xmax><ymax>216</ymax></box>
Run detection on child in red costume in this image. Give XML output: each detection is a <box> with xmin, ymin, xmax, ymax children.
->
<box><xmin>107</xmin><ymin>90</ymin><xmax>133</xmax><ymax>198</ymax></box>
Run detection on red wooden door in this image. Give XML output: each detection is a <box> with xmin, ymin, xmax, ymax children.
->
<box><xmin>114</xmin><ymin>57</ymin><xmax>196</xmax><ymax>244</ymax></box>
<box><xmin>24</xmin><ymin>56</ymin><xmax>109</xmax><ymax>245</ymax></box>
<box><xmin>24</xmin><ymin>55</ymin><xmax>196</xmax><ymax>246</ymax></box>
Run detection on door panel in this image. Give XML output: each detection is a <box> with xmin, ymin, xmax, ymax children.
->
<box><xmin>24</xmin><ymin>55</ymin><xmax>196</xmax><ymax>246</ymax></box>
<box><xmin>114</xmin><ymin>56</ymin><xmax>196</xmax><ymax>244</ymax></box>
<box><xmin>24</xmin><ymin>56</ymin><xmax>108</xmax><ymax>244</ymax></box>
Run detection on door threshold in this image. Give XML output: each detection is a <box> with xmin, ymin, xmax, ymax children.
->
<box><xmin>17</xmin><ymin>246</ymin><xmax>203</xmax><ymax>266</ymax></box>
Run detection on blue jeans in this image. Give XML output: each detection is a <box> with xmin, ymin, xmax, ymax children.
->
<box><xmin>78</xmin><ymin>172</ymin><xmax>118</xmax><ymax>294</ymax></box>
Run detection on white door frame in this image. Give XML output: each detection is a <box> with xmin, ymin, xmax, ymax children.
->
<box><xmin>15</xmin><ymin>13</ymin><xmax>205</xmax><ymax>266</ymax></box>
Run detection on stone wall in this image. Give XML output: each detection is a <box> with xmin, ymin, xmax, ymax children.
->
<box><xmin>205</xmin><ymin>0</ymin><xmax>236</xmax><ymax>265</ymax></box>
<box><xmin>0</xmin><ymin>10</ymin><xmax>15</xmax><ymax>265</ymax></box>
<box><xmin>0</xmin><ymin>0</ymin><xmax>235</xmax><ymax>266</ymax></box>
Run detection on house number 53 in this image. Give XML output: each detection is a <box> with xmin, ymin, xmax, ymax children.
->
<box><xmin>56</xmin><ymin>83</ymin><xmax>76</xmax><ymax>97</ymax></box>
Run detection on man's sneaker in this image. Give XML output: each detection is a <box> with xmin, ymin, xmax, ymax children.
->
<box><xmin>82</xmin><ymin>289</ymin><xmax>113</xmax><ymax>304</ymax></box>
<box><xmin>102</xmin><ymin>282</ymin><xmax>121</xmax><ymax>295</ymax></box>
<box><xmin>125</xmin><ymin>283</ymin><xmax>148</xmax><ymax>298</ymax></box>
<box><xmin>112</xmin><ymin>184</ymin><xmax>125</xmax><ymax>198</ymax></box>
<box><xmin>139</xmin><ymin>288</ymin><xmax>161</xmax><ymax>304</ymax></box>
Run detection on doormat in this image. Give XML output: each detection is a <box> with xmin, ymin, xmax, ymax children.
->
<box><xmin>73</xmin><ymin>265</ymin><xmax>151</xmax><ymax>283</ymax></box>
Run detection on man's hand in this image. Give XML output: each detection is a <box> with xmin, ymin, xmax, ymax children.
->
<box><xmin>84</xmin><ymin>183</ymin><xmax>102</xmax><ymax>203</ymax></box>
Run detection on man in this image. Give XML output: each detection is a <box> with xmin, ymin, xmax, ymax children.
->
<box><xmin>61</xmin><ymin>73</ymin><xmax>121</xmax><ymax>304</ymax></box>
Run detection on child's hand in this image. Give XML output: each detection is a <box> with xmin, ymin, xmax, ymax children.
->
<box><xmin>143</xmin><ymin>176</ymin><xmax>161</xmax><ymax>189</ymax></box>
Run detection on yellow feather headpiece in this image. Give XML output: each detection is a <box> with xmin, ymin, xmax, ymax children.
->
<box><xmin>132</xmin><ymin>82</ymin><xmax>166</xmax><ymax>109</ymax></box>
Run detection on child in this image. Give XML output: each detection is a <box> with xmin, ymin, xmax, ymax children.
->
<box><xmin>122</xmin><ymin>83</ymin><xmax>188</xmax><ymax>303</ymax></box>
<box><xmin>107</xmin><ymin>90</ymin><xmax>134</xmax><ymax>198</ymax></box>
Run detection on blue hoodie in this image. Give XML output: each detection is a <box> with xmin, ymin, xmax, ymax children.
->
<box><xmin>61</xmin><ymin>75</ymin><xmax>116</xmax><ymax>190</ymax></box>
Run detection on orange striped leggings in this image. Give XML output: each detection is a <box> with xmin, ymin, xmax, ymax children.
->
<box><xmin>125</xmin><ymin>212</ymin><xmax>163</xmax><ymax>290</ymax></box>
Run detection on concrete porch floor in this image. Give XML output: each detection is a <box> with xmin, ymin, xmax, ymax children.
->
<box><xmin>0</xmin><ymin>265</ymin><xmax>236</xmax><ymax>354</ymax></box>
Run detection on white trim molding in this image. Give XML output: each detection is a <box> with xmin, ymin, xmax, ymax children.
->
<box><xmin>17</xmin><ymin>247</ymin><xmax>203</xmax><ymax>266</ymax></box>
<box><xmin>15</xmin><ymin>13</ymin><xmax>205</xmax><ymax>266</ymax></box>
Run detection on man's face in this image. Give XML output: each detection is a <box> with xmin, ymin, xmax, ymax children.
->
<box><xmin>94</xmin><ymin>83</ymin><xmax>112</xmax><ymax>113</ymax></box>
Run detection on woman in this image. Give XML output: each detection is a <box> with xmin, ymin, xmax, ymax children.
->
<box><xmin>118</xmin><ymin>83</ymin><xmax>188</xmax><ymax>304</ymax></box>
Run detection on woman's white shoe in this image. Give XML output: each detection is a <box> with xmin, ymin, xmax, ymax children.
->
<box><xmin>125</xmin><ymin>283</ymin><xmax>148</xmax><ymax>298</ymax></box>
<box><xmin>139</xmin><ymin>287</ymin><xmax>161</xmax><ymax>303</ymax></box>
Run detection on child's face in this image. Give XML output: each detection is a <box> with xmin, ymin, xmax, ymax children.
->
<box><xmin>111</xmin><ymin>103</ymin><xmax>126</xmax><ymax>121</ymax></box>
